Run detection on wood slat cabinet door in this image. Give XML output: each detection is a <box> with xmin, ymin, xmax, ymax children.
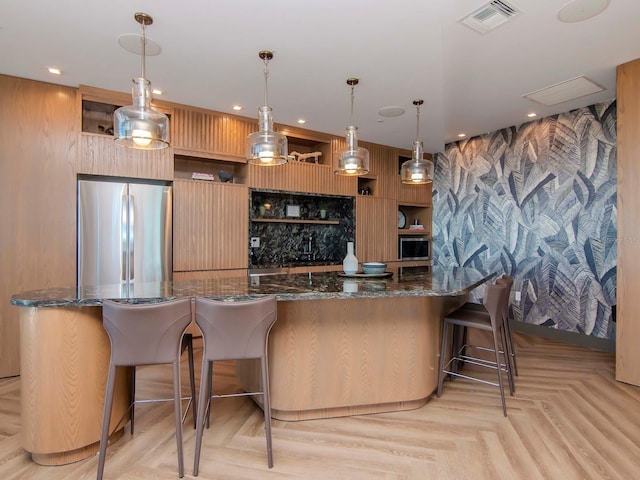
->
<box><xmin>355</xmin><ymin>196</ymin><xmax>397</xmax><ymax>263</ymax></box>
<box><xmin>172</xmin><ymin>106</ymin><xmax>255</xmax><ymax>161</ymax></box>
<box><xmin>247</xmin><ymin>161</ymin><xmax>356</xmax><ymax>196</ymax></box>
<box><xmin>78</xmin><ymin>133</ymin><xmax>174</xmax><ymax>180</ymax></box>
<box><xmin>173</xmin><ymin>180</ymin><xmax>249</xmax><ymax>271</ymax></box>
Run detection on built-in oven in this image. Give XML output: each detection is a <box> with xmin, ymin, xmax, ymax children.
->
<box><xmin>399</xmin><ymin>236</ymin><xmax>430</xmax><ymax>260</ymax></box>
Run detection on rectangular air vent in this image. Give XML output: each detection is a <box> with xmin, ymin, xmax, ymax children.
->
<box><xmin>459</xmin><ymin>0</ymin><xmax>521</xmax><ymax>34</ymax></box>
<box><xmin>523</xmin><ymin>76</ymin><xmax>605</xmax><ymax>106</ymax></box>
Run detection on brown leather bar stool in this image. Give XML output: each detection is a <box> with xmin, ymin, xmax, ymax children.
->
<box><xmin>437</xmin><ymin>283</ymin><xmax>512</xmax><ymax>416</ymax></box>
<box><xmin>495</xmin><ymin>275</ymin><xmax>517</xmax><ymax>377</ymax></box>
<box><xmin>97</xmin><ymin>297</ymin><xmax>193</xmax><ymax>480</ymax></box>
<box><xmin>453</xmin><ymin>274</ymin><xmax>517</xmax><ymax>385</ymax></box>
<box><xmin>193</xmin><ymin>295</ymin><xmax>278</xmax><ymax>476</ymax></box>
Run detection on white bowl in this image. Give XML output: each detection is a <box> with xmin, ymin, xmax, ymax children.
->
<box><xmin>362</xmin><ymin>262</ymin><xmax>387</xmax><ymax>274</ymax></box>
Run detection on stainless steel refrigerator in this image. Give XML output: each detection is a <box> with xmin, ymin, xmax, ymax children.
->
<box><xmin>77</xmin><ymin>176</ymin><xmax>172</xmax><ymax>288</ymax></box>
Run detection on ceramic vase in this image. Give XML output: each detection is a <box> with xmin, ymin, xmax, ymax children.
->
<box><xmin>343</xmin><ymin>241</ymin><xmax>358</xmax><ymax>274</ymax></box>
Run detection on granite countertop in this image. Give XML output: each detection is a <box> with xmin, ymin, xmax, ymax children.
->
<box><xmin>11</xmin><ymin>266</ymin><xmax>494</xmax><ymax>308</ymax></box>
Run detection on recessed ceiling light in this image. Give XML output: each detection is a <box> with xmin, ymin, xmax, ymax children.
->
<box><xmin>527</xmin><ymin>112</ymin><xmax>537</xmax><ymax>118</ymax></box>
<box><xmin>378</xmin><ymin>106</ymin><xmax>405</xmax><ymax>118</ymax></box>
<box><xmin>232</xmin><ymin>105</ymin><xmax>242</xmax><ymax>111</ymax></box>
<box><xmin>48</xmin><ymin>67</ymin><xmax>61</xmax><ymax>75</ymax></box>
<box><xmin>297</xmin><ymin>119</ymin><xmax>306</xmax><ymax>124</ymax></box>
<box><xmin>152</xmin><ymin>89</ymin><xmax>162</xmax><ymax>96</ymax></box>
<box><xmin>558</xmin><ymin>0</ymin><xmax>609</xmax><ymax>23</ymax></box>
<box><xmin>458</xmin><ymin>133</ymin><xmax>466</xmax><ymax>138</ymax></box>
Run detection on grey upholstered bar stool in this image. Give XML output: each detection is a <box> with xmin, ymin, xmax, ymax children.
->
<box><xmin>97</xmin><ymin>297</ymin><xmax>193</xmax><ymax>480</ymax></box>
<box><xmin>193</xmin><ymin>295</ymin><xmax>278</xmax><ymax>475</ymax></box>
<box><xmin>437</xmin><ymin>283</ymin><xmax>512</xmax><ymax>416</ymax></box>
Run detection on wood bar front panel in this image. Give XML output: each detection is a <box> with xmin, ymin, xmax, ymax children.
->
<box><xmin>20</xmin><ymin>307</ymin><xmax>130</xmax><ymax>464</ymax></box>
<box><xmin>616</xmin><ymin>58</ymin><xmax>640</xmax><ymax>386</ymax></box>
<box><xmin>237</xmin><ymin>294</ymin><xmax>467</xmax><ymax>421</ymax></box>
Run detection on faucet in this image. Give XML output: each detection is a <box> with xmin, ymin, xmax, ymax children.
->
<box><xmin>302</xmin><ymin>234</ymin><xmax>315</xmax><ymax>261</ymax></box>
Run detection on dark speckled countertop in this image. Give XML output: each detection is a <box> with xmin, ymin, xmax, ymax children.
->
<box><xmin>10</xmin><ymin>266</ymin><xmax>494</xmax><ymax>307</ymax></box>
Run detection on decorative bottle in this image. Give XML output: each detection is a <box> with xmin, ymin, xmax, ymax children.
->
<box><xmin>343</xmin><ymin>241</ymin><xmax>359</xmax><ymax>274</ymax></box>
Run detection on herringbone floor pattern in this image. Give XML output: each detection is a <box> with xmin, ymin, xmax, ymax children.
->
<box><xmin>1</xmin><ymin>331</ymin><xmax>639</xmax><ymax>479</ymax></box>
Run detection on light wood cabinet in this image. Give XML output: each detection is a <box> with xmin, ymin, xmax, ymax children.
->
<box><xmin>78</xmin><ymin>133</ymin><xmax>174</xmax><ymax>180</ymax></box>
<box><xmin>173</xmin><ymin>180</ymin><xmax>249</xmax><ymax>271</ymax></box>
<box><xmin>1</xmin><ymin>75</ymin><xmax>79</xmax><ymax>377</ymax></box>
<box><xmin>616</xmin><ymin>58</ymin><xmax>640</xmax><ymax>386</ymax></box>
<box><xmin>172</xmin><ymin>106</ymin><xmax>255</xmax><ymax>161</ymax></box>
<box><xmin>355</xmin><ymin>196</ymin><xmax>397</xmax><ymax>262</ymax></box>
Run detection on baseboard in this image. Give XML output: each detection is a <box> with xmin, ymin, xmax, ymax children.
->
<box><xmin>509</xmin><ymin>319</ymin><xmax>615</xmax><ymax>353</ymax></box>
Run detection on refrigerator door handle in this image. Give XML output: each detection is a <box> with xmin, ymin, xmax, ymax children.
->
<box><xmin>129</xmin><ymin>190</ymin><xmax>135</xmax><ymax>283</ymax></box>
<box><xmin>121</xmin><ymin>190</ymin><xmax>128</xmax><ymax>284</ymax></box>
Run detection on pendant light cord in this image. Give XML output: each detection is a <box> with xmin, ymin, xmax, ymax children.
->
<box><xmin>349</xmin><ymin>84</ymin><xmax>355</xmax><ymax>126</ymax></box>
<box><xmin>415</xmin><ymin>103</ymin><xmax>420</xmax><ymax>142</ymax></box>
<box><xmin>140</xmin><ymin>21</ymin><xmax>147</xmax><ymax>80</ymax></box>
<box><xmin>263</xmin><ymin>57</ymin><xmax>270</xmax><ymax>108</ymax></box>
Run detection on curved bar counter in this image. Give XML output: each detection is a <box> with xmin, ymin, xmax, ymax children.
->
<box><xmin>11</xmin><ymin>266</ymin><xmax>493</xmax><ymax>465</ymax></box>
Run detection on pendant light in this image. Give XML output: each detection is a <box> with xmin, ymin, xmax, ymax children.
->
<box><xmin>246</xmin><ymin>50</ymin><xmax>288</xmax><ymax>166</ymax></box>
<box><xmin>401</xmin><ymin>99</ymin><xmax>433</xmax><ymax>184</ymax></box>
<box><xmin>334</xmin><ymin>78</ymin><xmax>369</xmax><ymax>176</ymax></box>
<box><xmin>114</xmin><ymin>12</ymin><xmax>169</xmax><ymax>150</ymax></box>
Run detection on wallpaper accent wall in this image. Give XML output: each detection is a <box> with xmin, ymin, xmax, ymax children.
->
<box><xmin>432</xmin><ymin>101</ymin><xmax>617</xmax><ymax>339</ymax></box>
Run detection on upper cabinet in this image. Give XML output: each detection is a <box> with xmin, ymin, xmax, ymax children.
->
<box><xmin>249</xmin><ymin>127</ymin><xmax>355</xmax><ymax>196</ymax></box>
<box><xmin>171</xmin><ymin>106</ymin><xmax>255</xmax><ymax>161</ymax></box>
<box><xmin>78</xmin><ymin>85</ymin><xmax>174</xmax><ymax>180</ymax></box>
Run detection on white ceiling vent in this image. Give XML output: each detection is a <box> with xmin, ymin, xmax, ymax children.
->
<box><xmin>523</xmin><ymin>75</ymin><xmax>605</xmax><ymax>106</ymax></box>
<box><xmin>459</xmin><ymin>0</ymin><xmax>521</xmax><ymax>34</ymax></box>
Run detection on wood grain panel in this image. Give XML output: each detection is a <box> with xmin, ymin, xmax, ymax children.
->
<box><xmin>236</xmin><ymin>295</ymin><xmax>466</xmax><ymax>421</ymax></box>
<box><xmin>19</xmin><ymin>307</ymin><xmax>130</xmax><ymax>464</ymax></box>
<box><xmin>355</xmin><ymin>196</ymin><xmax>397</xmax><ymax>262</ymax></box>
<box><xmin>0</xmin><ymin>75</ymin><xmax>78</xmax><ymax>377</ymax></box>
<box><xmin>77</xmin><ymin>133</ymin><xmax>173</xmax><ymax>180</ymax></box>
<box><xmin>616</xmin><ymin>58</ymin><xmax>640</xmax><ymax>386</ymax></box>
<box><xmin>246</xmin><ymin>161</ymin><xmax>356</xmax><ymax>196</ymax></box>
<box><xmin>360</xmin><ymin>142</ymin><xmax>399</xmax><ymax>199</ymax></box>
<box><xmin>173</xmin><ymin>180</ymin><xmax>248</xmax><ymax>271</ymax></box>
<box><xmin>172</xmin><ymin>107</ymin><xmax>255</xmax><ymax>159</ymax></box>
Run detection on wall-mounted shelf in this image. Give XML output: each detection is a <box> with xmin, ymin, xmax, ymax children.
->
<box><xmin>252</xmin><ymin>218</ymin><xmax>340</xmax><ymax>225</ymax></box>
<box><xmin>398</xmin><ymin>230</ymin><xmax>431</xmax><ymax>236</ymax></box>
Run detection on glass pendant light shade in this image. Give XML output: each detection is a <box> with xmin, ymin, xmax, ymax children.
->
<box><xmin>115</xmin><ymin>77</ymin><xmax>169</xmax><ymax>149</ymax></box>
<box><xmin>247</xmin><ymin>106</ymin><xmax>288</xmax><ymax>165</ymax></box>
<box><xmin>114</xmin><ymin>12</ymin><xmax>169</xmax><ymax>150</ymax></box>
<box><xmin>334</xmin><ymin>78</ymin><xmax>369</xmax><ymax>176</ymax></box>
<box><xmin>335</xmin><ymin>125</ymin><xmax>370</xmax><ymax>175</ymax></box>
<box><xmin>247</xmin><ymin>50</ymin><xmax>288</xmax><ymax>166</ymax></box>
<box><xmin>401</xmin><ymin>99</ymin><xmax>433</xmax><ymax>184</ymax></box>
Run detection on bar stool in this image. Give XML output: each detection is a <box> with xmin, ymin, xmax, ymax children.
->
<box><xmin>193</xmin><ymin>295</ymin><xmax>278</xmax><ymax>476</ymax></box>
<box><xmin>437</xmin><ymin>283</ymin><xmax>512</xmax><ymax>416</ymax></box>
<box><xmin>495</xmin><ymin>275</ymin><xmax>517</xmax><ymax>377</ymax></box>
<box><xmin>97</xmin><ymin>297</ymin><xmax>193</xmax><ymax>480</ymax></box>
<box><xmin>454</xmin><ymin>275</ymin><xmax>517</xmax><ymax>382</ymax></box>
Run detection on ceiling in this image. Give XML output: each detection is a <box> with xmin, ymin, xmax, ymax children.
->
<box><xmin>1</xmin><ymin>0</ymin><xmax>638</xmax><ymax>153</ymax></box>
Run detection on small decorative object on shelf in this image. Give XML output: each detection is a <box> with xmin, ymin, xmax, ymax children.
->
<box><xmin>218</xmin><ymin>170</ymin><xmax>233</xmax><ymax>183</ymax></box>
<box><xmin>343</xmin><ymin>241</ymin><xmax>358</xmax><ymax>274</ymax></box>
<box><xmin>319</xmin><ymin>202</ymin><xmax>328</xmax><ymax>219</ymax></box>
<box><xmin>290</xmin><ymin>151</ymin><xmax>323</xmax><ymax>163</ymax></box>
<box><xmin>192</xmin><ymin>172</ymin><xmax>215</xmax><ymax>181</ymax></box>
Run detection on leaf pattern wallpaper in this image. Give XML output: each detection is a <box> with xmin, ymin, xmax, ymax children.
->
<box><xmin>432</xmin><ymin>101</ymin><xmax>616</xmax><ymax>339</ymax></box>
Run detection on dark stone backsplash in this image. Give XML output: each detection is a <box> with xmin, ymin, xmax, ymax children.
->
<box><xmin>250</xmin><ymin>190</ymin><xmax>355</xmax><ymax>268</ymax></box>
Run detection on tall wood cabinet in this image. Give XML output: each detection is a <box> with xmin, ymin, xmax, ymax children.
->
<box><xmin>0</xmin><ymin>75</ymin><xmax>79</xmax><ymax>377</ymax></box>
<box><xmin>616</xmin><ymin>57</ymin><xmax>640</xmax><ymax>386</ymax></box>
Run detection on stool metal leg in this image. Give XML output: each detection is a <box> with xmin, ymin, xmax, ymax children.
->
<box><xmin>97</xmin><ymin>364</ymin><xmax>117</xmax><ymax>480</ymax></box>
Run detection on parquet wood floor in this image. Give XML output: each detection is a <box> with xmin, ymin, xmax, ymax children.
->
<box><xmin>1</xmin><ymin>331</ymin><xmax>639</xmax><ymax>479</ymax></box>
